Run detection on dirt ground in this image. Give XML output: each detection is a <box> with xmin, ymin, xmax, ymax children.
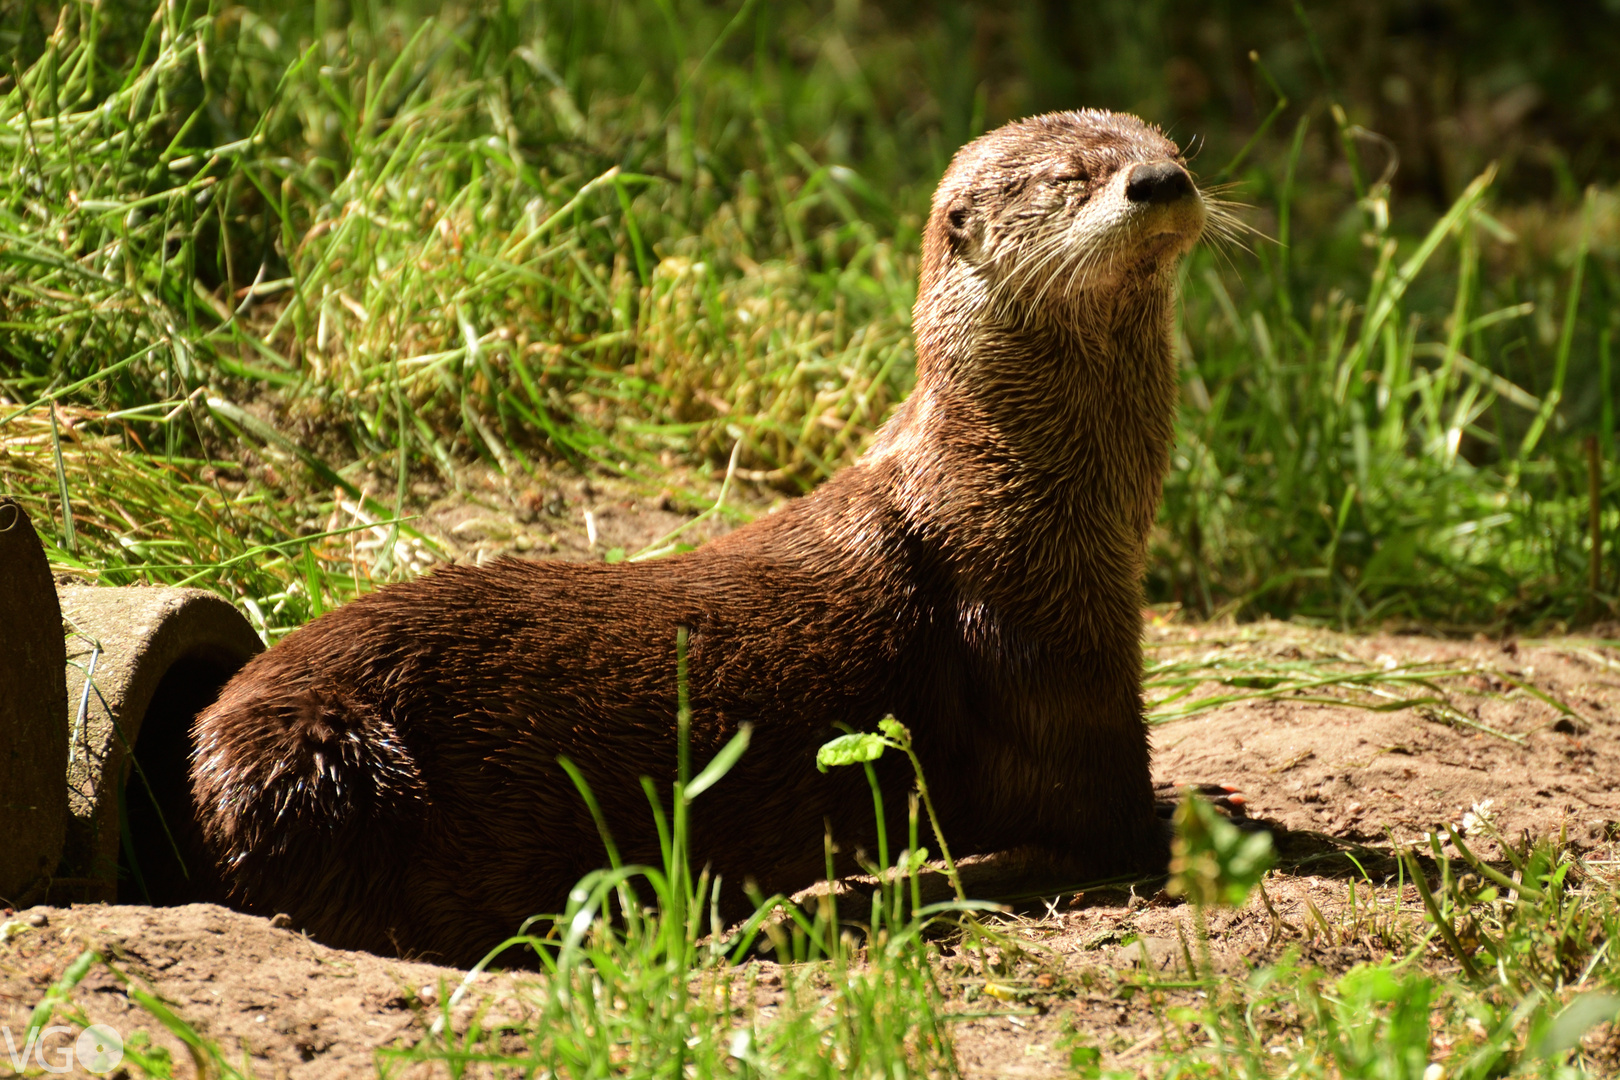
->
<box><xmin>342</xmin><ymin>461</ymin><xmax>776</xmax><ymax>571</ymax></box>
<box><xmin>944</xmin><ymin>623</ymin><xmax>1620</xmax><ymax>1078</ymax></box>
<box><xmin>5</xmin><ymin>485</ymin><xmax>1619</xmax><ymax>1079</ymax></box>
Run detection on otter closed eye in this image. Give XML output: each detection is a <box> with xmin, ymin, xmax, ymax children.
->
<box><xmin>189</xmin><ymin>109</ymin><xmax>1211</xmax><ymax>965</ymax></box>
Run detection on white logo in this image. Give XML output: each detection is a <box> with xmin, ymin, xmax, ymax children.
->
<box><xmin>76</xmin><ymin>1026</ymin><xmax>125</xmax><ymax>1073</ymax></box>
<box><xmin>1</xmin><ymin>1024</ymin><xmax>124</xmax><ymax>1074</ymax></box>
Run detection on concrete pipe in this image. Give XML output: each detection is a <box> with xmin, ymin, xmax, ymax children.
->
<box><xmin>56</xmin><ymin>585</ymin><xmax>263</xmax><ymax>903</ymax></box>
<box><xmin>0</xmin><ymin>499</ymin><xmax>69</xmax><ymax>907</ymax></box>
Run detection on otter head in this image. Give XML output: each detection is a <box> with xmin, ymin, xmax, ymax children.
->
<box><xmin>918</xmin><ymin>110</ymin><xmax>1205</xmax><ymax>332</ymax></box>
<box><xmin>864</xmin><ymin>112</ymin><xmax>1214</xmax><ymax>647</ymax></box>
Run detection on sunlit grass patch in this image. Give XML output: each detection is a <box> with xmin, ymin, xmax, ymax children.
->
<box><xmin>1130</xmin><ymin>821</ymin><xmax>1620</xmax><ymax>1079</ymax></box>
<box><xmin>0</xmin><ymin>0</ymin><xmax>918</xmax><ymax>491</ymax></box>
<box><xmin>2</xmin><ymin>0</ymin><xmax>1614</xmax><ymax>627</ymax></box>
<box><xmin>0</xmin><ymin>398</ymin><xmax>414</xmax><ymax>637</ymax></box>
<box><xmin>1156</xmin><ymin>165</ymin><xmax>1618</xmax><ymax>629</ymax></box>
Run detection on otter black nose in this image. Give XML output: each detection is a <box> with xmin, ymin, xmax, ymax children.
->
<box><xmin>1125</xmin><ymin>161</ymin><xmax>1193</xmax><ymax>205</ymax></box>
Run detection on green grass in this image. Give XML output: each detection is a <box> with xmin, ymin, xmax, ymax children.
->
<box><xmin>375</xmin><ymin>705</ymin><xmax>993</xmax><ymax>1079</ymax></box>
<box><xmin>1162</xmin><ymin>158</ymin><xmax>1619</xmax><ymax>628</ymax></box>
<box><xmin>1141</xmin><ymin>624</ymin><xmax>1574</xmax><ymax>742</ymax></box>
<box><xmin>0</xmin><ymin>0</ymin><xmax>1615</xmax><ymax>632</ymax></box>
<box><xmin>1120</xmin><ymin>818</ymin><xmax>1620</xmax><ymax>1080</ymax></box>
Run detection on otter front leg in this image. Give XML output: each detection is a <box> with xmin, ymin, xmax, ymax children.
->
<box><xmin>952</xmin><ymin>678</ymin><xmax>1170</xmax><ymax>883</ymax></box>
<box><xmin>936</xmin><ymin>725</ymin><xmax>1167</xmax><ymax>901</ymax></box>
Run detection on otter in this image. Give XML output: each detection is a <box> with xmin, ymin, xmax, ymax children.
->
<box><xmin>191</xmin><ymin>109</ymin><xmax>1212</xmax><ymax>965</ymax></box>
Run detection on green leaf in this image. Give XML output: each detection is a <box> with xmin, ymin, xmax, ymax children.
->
<box><xmin>1224</xmin><ymin>675</ymin><xmax>1283</xmax><ymax>689</ymax></box>
<box><xmin>1335</xmin><ymin>963</ymin><xmax>1403</xmax><ymax>1003</ymax></box>
<box><xmin>1068</xmin><ymin>1045</ymin><xmax>1102</xmax><ymax>1077</ymax></box>
<box><xmin>877</xmin><ymin>715</ymin><xmax>907</xmax><ymax>742</ymax></box>
<box><xmin>686</xmin><ymin>724</ymin><xmax>752</xmax><ymax>798</ymax></box>
<box><xmin>816</xmin><ymin>732</ymin><xmax>890</xmax><ymax>772</ymax></box>
<box><xmin>1167</xmin><ymin>793</ymin><xmax>1276</xmax><ymax>907</ymax></box>
<box><xmin>26</xmin><ymin>948</ymin><xmax>96</xmax><ymax>1036</ymax></box>
<box><xmin>1540</xmin><ymin>992</ymin><xmax>1620</xmax><ymax>1057</ymax></box>
<box><xmin>1330</xmin><ymin>962</ymin><xmax>1436</xmax><ymax>1075</ymax></box>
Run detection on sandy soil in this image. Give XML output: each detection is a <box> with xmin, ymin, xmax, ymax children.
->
<box><xmin>948</xmin><ymin>625</ymin><xmax>1620</xmax><ymax>1078</ymax></box>
<box><xmin>5</xmin><ymin>488</ymin><xmax>1619</xmax><ymax>1077</ymax></box>
<box><xmin>1151</xmin><ymin>623</ymin><xmax>1620</xmax><ymax>853</ymax></box>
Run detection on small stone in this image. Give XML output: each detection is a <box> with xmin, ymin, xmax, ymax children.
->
<box><xmin>24</xmin><ymin>913</ymin><xmax>47</xmax><ymax>928</ymax></box>
<box><xmin>1082</xmin><ymin>929</ymin><xmax>1121</xmax><ymax>951</ymax></box>
<box><xmin>269</xmin><ymin>913</ymin><xmax>294</xmax><ymax>929</ymax></box>
<box><xmin>417</xmin><ymin>985</ymin><xmax>438</xmax><ymax>1005</ymax></box>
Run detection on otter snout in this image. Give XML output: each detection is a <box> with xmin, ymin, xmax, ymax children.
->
<box><xmin>1125</xmin><ymin>160</ymin><xmax>1194</xmax><ymax>205</ymax></box>
<box><xmin>1123</xmin><ymin>156</ymin><xmax>1205</xmax><ymax>263</ymax></box>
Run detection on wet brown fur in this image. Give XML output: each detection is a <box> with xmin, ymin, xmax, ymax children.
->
<box><xmin>191</xmin><ymin>110</ymin><xmax>1208</xmax><ymax>965</ymax></box>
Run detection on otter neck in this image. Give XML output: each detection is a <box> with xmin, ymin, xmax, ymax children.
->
<box><xmin>884</xmin><ymin>284</ymin><xmax>1181</xmax><ymax>655</ymax></box>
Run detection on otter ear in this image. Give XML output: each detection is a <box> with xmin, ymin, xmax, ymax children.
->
<box><xmin>944</xmin><ymin>194</ymin><xmax>976</xmax><ymax>253</ymax></box>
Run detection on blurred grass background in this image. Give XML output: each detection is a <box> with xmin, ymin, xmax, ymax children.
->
<box><xmin>0</xmin><ymin>0</ymin><xmax>1616</xmax><ymax>635</ymax></box>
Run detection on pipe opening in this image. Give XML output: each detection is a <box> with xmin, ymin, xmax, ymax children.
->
<box><xmin>117</xmin><ymin>653</ymin><xmax>242</xmax><ymax>905</ymax></box>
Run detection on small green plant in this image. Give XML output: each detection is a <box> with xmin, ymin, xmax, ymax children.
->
<box><xmin>816</xmin><ymin>715</ymin><xmax>965</xmax><ymax>903</ymax></box>
<box><xmin>1055</xmin><ymin>1018</ymin><xmax>1106</xmax><ymax>1079</ymax></box>
<box><xmin>1166</xmin><ymin>792</ymin><xmax>1276</xmax><ymax>910</ymax></box>
<box><xmin>382</xmin><ymin>637</ymin><xmax>989</xmax><ymax>1077</ymax></box>
<box><xmin>1321</xmin><ymin>962</ymin><xmax>1437</xmax><ymax>1080</ymax></box>
<box><xmin>1150</xmin><ymin>796</ymin><xmax>1620</xmax><ymax>1078</ymax></box>
<box><xmin>18</xmin><ymin>946</ymin><xmax>237</xmax><ymax>1079</ymax></box>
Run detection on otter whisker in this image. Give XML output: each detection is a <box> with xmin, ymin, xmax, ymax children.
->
<box><xmin>1024</xmin><ymin>224</ymin><xmax>1083</xmax><ymax>312</ymax></box>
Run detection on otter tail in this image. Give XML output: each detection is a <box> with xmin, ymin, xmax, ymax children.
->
<box><xmin>190</xmin><ymin>676</ymin><xmax>426</xmax><ymax>953</ymax></box>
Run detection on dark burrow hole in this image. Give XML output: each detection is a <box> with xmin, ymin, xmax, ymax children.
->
<box><xmin>116</xmin><ymin>652</ymin><xmax>242</xmax><ymax>905</ymax></box>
